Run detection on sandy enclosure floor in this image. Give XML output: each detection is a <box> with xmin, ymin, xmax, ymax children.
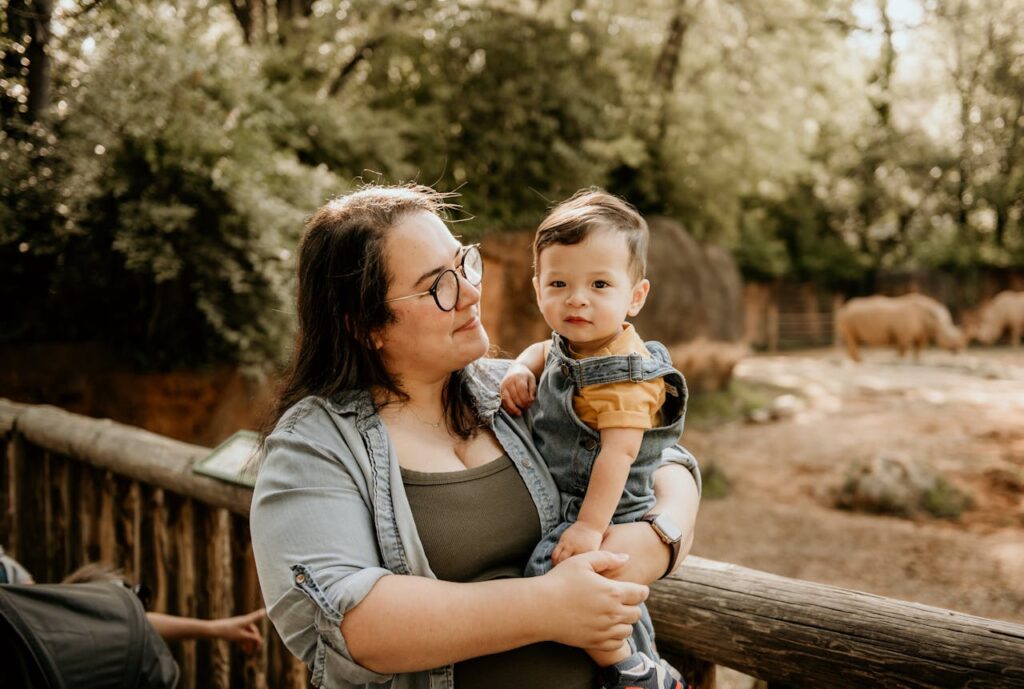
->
<box><xmin>685</xmin><ymin>346</ymin><xmax>1024</xmax><ymax>628</ymax></box>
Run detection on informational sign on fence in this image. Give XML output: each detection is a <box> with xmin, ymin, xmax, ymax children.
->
<box><xmin>193</xmin><ymin>430</ymin><xmax>260</xmax><ymax>487</ymax></box>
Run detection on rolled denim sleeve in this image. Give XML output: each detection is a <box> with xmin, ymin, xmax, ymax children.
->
<box><xmin>250</xmin><ymin>407</ymin><xmax>393</xmax><ymax>686</ymax></box>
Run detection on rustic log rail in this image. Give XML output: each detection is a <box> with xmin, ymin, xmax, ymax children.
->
<box><xmin>0</xmin><ymin>399</ymin><xmax>300</xmax><ymax>689</ymax></box>
<box><xmin>2</xmin><ymin>398</ymin><xmax>1023</xmax><ymax>688</ymax></box>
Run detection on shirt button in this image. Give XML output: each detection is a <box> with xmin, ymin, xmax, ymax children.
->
<box><xmin>560</xmin><ymin>364</ymin><xmax>569</xmax><ymax>376</ymax></box>
<box><xmin>583</xmin><ymin>438</ymin><xmax>599</xmax><ymax>451</ymax></box>
<box><xmin>521</xmin><ymin>459</ymin><xmax>531</xmax><ymax>469</ymax></box>
<box><xmin>295</xmin><ymin>573</ymin><xmax>306</xmax><ymax>584</ymax></box>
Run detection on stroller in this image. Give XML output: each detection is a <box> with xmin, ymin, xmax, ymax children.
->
<box><xmin>0</xmin><ymin>581</ymin><xmax>180</xmax><ymax>688</ymax></box>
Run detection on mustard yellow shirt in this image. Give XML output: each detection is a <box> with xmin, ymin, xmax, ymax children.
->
<box><xmin>566</xmin><ymin>324</ymin><xmax>665</xmax><ymax>430</ymax></box>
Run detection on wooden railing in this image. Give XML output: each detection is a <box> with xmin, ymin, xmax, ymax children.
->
<box><xmin>2</xmin><ymin>398</ymin><xmax>1023</xmax><ymax>688</ymax></box>
<box><xmin>0</xmin><ymin>399</ymin><xmax>304</xmax><ymax>689</ymax></box>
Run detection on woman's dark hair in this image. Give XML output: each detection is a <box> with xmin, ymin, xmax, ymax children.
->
<box><xmin>262</xmin><ymin>184</ymin><xmax>485</xmax><ymax>440</ymax></box>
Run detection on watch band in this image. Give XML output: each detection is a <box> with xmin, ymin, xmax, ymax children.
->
<box><xmin>641</xmin><ymin>514</ymin><xmax>682</xmax><ymax>579</ymax></box>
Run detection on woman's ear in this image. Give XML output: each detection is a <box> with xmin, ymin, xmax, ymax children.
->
<box><xmin>627</xmin><ymin>278</ymin><xmax>651</xmax><ymax>318</ymax></box>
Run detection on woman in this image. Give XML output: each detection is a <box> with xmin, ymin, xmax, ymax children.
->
<box><xmin>249</xmin><ymin>185</ymin><xmax>701</xmax><ymax>689</ymax></box>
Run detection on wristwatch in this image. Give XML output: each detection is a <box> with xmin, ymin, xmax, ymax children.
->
<box><xmin>640</xmin><ymin>513</ymin><xmax>683</xmax><ymax>579</ymax></box>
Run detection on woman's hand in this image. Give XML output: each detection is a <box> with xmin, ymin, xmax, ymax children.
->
<box><xmin>500</xmin><ymin>362</ymin><xmax>537</xmax><ymax>415</ymax></box>
<box><xmin>538</xmin><ymin>550</ymin><xmax>649</xmax><ymax>651</ymax></box>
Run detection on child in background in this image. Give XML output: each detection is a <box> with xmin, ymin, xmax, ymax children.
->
<box><xmin>500</xmin><ymin>189</ymin><xmax>688</xmax><ymax>689</ymax></box>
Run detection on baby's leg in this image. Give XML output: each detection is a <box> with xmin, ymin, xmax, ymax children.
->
<box><xmin>595</xmin><ymin>648</ymin><xmax>684</xmax><ymax>689</ymax></box>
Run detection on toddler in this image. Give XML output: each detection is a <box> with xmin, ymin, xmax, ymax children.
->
<box><xmin>500</xmin><ymin>189</ymin><xmax>687</xmax><ymax>689</ymax></box>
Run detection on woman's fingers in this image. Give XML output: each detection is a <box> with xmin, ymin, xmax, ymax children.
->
<box><xmin>574</xmin><ymin>549</ymin><xmax>632</xmax><ymax>576</ymax></box>
<box><xmin>589</xmin><ymin>623</ymin><xmax>634</xmax><ymax>651</ymax></box>
<box><xmin>543</xmin><ymin>550</ymin><xmax>652</xmax><ymax>649</ymax></box>
<box><xmin>617</xmin><ymin>581</ymin><xmax>650</xmax><ymax>606</ymax></box>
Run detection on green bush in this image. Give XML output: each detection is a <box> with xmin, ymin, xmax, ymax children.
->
<box><xmin>2</xmin><ymin>7</ymin><xmax>340</xmax><ymax>368</ymax></box>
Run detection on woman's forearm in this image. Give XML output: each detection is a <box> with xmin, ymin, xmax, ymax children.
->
<box><xmin>343</xmin><ymin>552</ymin><xmax>648</xmax><ymax>674</ymax></box>
<box><xmin>600</xmin><ymin>463</ymin><xmax>700</xmax><ymax>584</ymax></box>
<box><xmin>652</xmin><ymin>462</ymin><xmax>701</xmax><ymax>563</ymax></box>
<box><xmin>343</xmin><ymin>575</ymin><xmax>551</xmax><ymax>673</ymax></box>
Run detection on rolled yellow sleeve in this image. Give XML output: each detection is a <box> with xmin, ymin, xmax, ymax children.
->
<box><xmin>575</xmin><ymin>378</ymin><xmax>665</xmax><ymax>430</ymax></box>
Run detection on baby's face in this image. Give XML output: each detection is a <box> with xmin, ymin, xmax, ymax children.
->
<box><xmin>533</xmin><ymin>229</ymin><xmax>649</xmax><ymax>355</ymax></box>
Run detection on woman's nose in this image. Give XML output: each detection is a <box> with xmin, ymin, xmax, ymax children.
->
<box><xmin>457</xmin><ymin>273</ymin><xmax>481</xmax><ymax>308</ymax></box>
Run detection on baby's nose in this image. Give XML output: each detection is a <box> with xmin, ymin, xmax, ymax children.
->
<box><xmin>566</xmin><ymin>291</ymin><xmax>587</xmax><ymax>306</ymax></box>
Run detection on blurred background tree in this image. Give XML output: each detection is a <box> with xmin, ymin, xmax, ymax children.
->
<box><xmin>1</xmin><ymin>0</ymin><xmax>1022</xmax><ymax>368</ymax></box>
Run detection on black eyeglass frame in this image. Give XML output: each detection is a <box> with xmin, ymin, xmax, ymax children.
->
<box><xmin>384</xmin><ymin>244</ymin><xmax>483</xmax><ymax>312</ymax></box>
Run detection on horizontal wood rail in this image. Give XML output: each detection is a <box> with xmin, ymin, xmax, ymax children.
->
<box><xmin>653</xmin><ymin>557</ymin><xmax>1024</xmax><ymax>688</ymax></box>
<box><xmin>0</xmin><ymin>399</ymin><xmax>302</xmax><ymax>689</ymax></box>
<box><xmin>3</xmin><ymin>398</ymin><xmax>1023</xmax><ymax>688</ymax></box>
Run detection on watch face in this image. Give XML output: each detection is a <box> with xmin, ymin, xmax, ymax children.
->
<box><xmin>653</xmin><ymin>514</ymin><xmax>683</xmax><ymax>543</ymax></box>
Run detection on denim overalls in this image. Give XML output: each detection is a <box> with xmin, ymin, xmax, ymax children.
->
<box><xmin>525</xmin><ymin>332</ymin><xmax>688</xmax><ymax>576</ymax></box>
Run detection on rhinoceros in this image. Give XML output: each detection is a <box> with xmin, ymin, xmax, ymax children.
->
<box><xmin>835</xmin><ymin>294</ymin><xmax>965</xmax><ymax>361</ymax></box>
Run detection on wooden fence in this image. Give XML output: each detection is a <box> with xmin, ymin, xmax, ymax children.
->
<box><xmin>2</xmin><ymin>398</ymin><xmax>1023</xmax><ymax>688</ymax></box>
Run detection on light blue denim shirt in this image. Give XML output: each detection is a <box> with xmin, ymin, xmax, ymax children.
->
<box><xmin>250</xmin><ymin>357</ymin><xmax>701</xmax><ymax>689</ymax></box>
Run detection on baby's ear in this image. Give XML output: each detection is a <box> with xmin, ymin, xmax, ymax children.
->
<box><xmin>532</xmin><ymin>276</ymin><xmax>542</xmax><ymax>305</ymax></box>
<box><xmin>628</xmin><ymin>278</ymin><xmax>651</xmax><ymax>317</ymax></box>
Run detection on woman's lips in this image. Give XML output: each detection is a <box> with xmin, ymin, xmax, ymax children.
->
<box><xmin>455</xmin><ymin>316</ymin><xmax>479</xmax><ymax>332</ymax></box>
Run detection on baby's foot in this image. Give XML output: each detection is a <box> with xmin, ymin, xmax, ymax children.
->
<box><xmin>599</xmin><ymin>652</ymin><xmax>685</xmax><ymax>689</ymax></box>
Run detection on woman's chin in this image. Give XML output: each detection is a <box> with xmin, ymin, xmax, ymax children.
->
<box><xmin>456</xmin><ymin>327</ymin><xmax>490</xmax><ymax>366</ymax></box>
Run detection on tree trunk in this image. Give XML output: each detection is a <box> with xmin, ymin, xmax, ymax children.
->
<box><xmin>652</xmin><ymin>0</ymin><xmax>692</xmax><ymax>95</ymax></box>
<box><xmin>2</xmin><ymin>0</ymin><xmax>29</xmax><ymax>126</ymax></box>
<box><xmin>994</xmin><ymin>93</ymin><xmax>1023</xmax><ymax>248</ymax></box>
<box><xmin>227</xmin><ymin>0</ymin><xmax>267</xmax><ymax>44</ymax></box>
<box><xmin>650</xmin><ymin>0</ymin><xmax>695</xmax><ymax>210</ymax></box>
<box><xmin>874</xmin><ymin>0</ymin><xmax>895</xmax><ymax>131</ymax></box>
<box><xmin>276</xmin><ymin>0</ymin><xmax>314</xmax><ymax>45</ymax></box>
<box><xmin>25</xmin><ymin>0</ymin><xmax>52</xmax><ymax>123</ymax></box>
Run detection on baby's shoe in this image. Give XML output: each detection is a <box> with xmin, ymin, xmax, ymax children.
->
<box><xmin>599</xmin><ymin>651</ymin><xmax>685</xmax><ymax>689</ymax></box>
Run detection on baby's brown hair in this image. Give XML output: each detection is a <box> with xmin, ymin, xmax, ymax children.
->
<box><xmin>533</xmin><ymin>188</ymin><xmax>649</xmax><ymax>282</ymax></box>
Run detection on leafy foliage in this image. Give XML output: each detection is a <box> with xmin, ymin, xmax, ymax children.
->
<box><xmin>2</xmin><ymin>0</ymin><xmax>1023</xmax><ymax>367</ymax></box>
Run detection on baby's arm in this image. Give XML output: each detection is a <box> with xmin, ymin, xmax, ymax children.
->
<box><xmin>500</xmin><ymin>341</ymin><xmax>547</xmax><ymax>415</ymax></box>
<box><xmin>552</xmin><ymin>427</ymin><xmax>644</xmax><ymax>565</ymax></box>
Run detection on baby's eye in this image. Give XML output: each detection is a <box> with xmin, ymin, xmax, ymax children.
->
<box><xmin>549</xmin><ymin>280</ymin><xmax>566</xmax><ymax>288</ymax></box>
<box><xmin>593</xmin><ymin>280</ymin><xmax>609</xmax><ymax>289</ymax></box>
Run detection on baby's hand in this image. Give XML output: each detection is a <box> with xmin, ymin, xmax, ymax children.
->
<box><xmin>500</xmin><ymin>363</ymin><xmax>537</xmax><ymax>416</ymax></box>
<box><xmin>552</xmin><ymin>522</ymin><xmax>605</xmax><ymax>566</ymax></box>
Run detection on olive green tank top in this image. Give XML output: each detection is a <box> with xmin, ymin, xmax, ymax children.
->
<box><xmin>401</xmin><ymin>455</ymin><xmax>598</xmax><ymax>689</ymax></box>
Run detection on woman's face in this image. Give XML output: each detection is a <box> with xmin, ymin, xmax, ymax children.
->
<box><xmin>376</xmin><ymin>211</ymin><xmax>489</xmax><ymax>383</ymax></box>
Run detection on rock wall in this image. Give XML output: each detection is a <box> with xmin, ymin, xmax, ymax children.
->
<box><xmin>0</xmin><ymin>343</ymin><xmax>272</xmax><ymax>446</ymax></box>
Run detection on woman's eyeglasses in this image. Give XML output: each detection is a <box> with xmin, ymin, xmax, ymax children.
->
<box><xmin>384</xmin><ymin>244</ymin><xmax>483</xmax><ymax>312</ymax></box>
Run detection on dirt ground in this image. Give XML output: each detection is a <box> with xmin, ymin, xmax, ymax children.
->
<box><xmin>683</xmin><ymin>346</ymin><xmax>1024</xmax><ymax>686</ymax></box>
<box><xmin>686</xmin><ymin>345</ymin><xmax>1024</xmax><ymax>617</ymax></box>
